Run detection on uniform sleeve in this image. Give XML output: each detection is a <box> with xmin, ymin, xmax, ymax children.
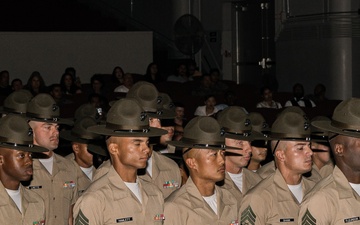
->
<box><xmin>73</xmin><ymin>193</ymin><xmax>104</xmax><ymax>225</ymax></box>
<box><xmin>298</xmin><ymin>193</ymin><xmax>334</xmax><ymax>225</ymax></box>
<box><xmin>164</xmin><ymin>202</ymin><xmax>183</xmax><ymax>225</ymax></box>
<box><xmin>239</xmin><ymin>193</ymin><xmax>270</xmax><ymax>225</ymax></box>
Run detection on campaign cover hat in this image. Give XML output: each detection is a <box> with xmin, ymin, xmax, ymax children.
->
<box><xmin>312</xmin><ymin>98</ymin><xmax>360</xmax><ymax>138</ymax></box>
<box><xmin>60</xmin><ymin>117</ymin><xmax>107</xmax><ymax>156</ymax></box>
<box><xmin>26</xmin><ymin>93</ymin><xmax>73</xmax><ymax>125</ymax></box>
<box><xmin>126</xmin><ymin>81</ymin><xmax>175</xmax><ymax>119</ymax></box>
<box><xmin>73</xmin><ymin>103</ymin><xmax>103</xmax><ymax>123</ymax></box>
<box><xmin>0</xmin><ymin>90</ymin><xmax>33</xmax><ymax>115</ymax></box>
<box><xmin>167</xmin><ymin>116</ymin><xmax>230</xmax><ymax>150</ymax></box>
<box><xmin>88</xmin><ymin>97</ymin><xmax>167</xmax><ymax>137</ymax></box>
<box><xmin>270</xmin><ymin>111</ymin><xmax>311</xmax><ymax>141</ymax></box>
<box><xmin>310</xmin><ymin>116</ymin><xmax>330</xmax><ymax>143</ymax></box>
<box><xmin>216</xmin><ymin>106</ymin><xmax>252</xmax><ymax>141</ymax></box>
<box><xmin>248</xmin><ymin>112</ymin><xmax>271</xmax><ymax>143</ymax></box>
<box><xmin>0</xmin><ymin>114</ymin><xmax>47</xmax><ymax>153</ymax></box>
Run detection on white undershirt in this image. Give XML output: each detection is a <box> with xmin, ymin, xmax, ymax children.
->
<box><xmin>39</xmin><ymin>155</ymin><xmax>54</xmax><ymax>175</ymax></box>
<box><xmin>288</xmin><ymin>182</ymin><xmax>303</xmax><ymax>203</ymax></box>
<box><xmin>124</xmin><ymin>180</ymin><xmax>142</xmax><ymax>204</ymax></box>
<box><xmin>228</xmin><ymin>171</ymin><xmax>243</xmax><ymax>192</ymax></box>
<box><xmin>6</xmin><ymin>187</ymin><xmax>22</xmax><ymax>213</ymax></box>
<box><xmin>146</xmin><ymin>156</ymin><xmax>153</xmax><ymax>177</ymax></box>
<box><xmin>202</xmin><ymin>190</ymin><xmax>217</xmax><ymax>215</ymax></box>
<box><xmin>80</xmin><ymin>166</ymin><xmax>94</xmax><ymax>180</ymax></box>
<box><xmin>349</xmin><ymin>182</ymin><xmax>360</xmax><ymax>196</ymax></box>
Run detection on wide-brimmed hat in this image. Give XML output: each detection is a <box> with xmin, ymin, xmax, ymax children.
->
<box><xmin>270</xmin><ymin>111</ymin><xmax>311</xmax><ymax>141</ymax></box>
<box><xmin>312</xmin><ymin>98</ymin><xmax>360</xmax><ymax>138</ymax></box>
<box><xmin>310</xmin><ymin>116</ymin><xmax>330</xmax><ymax>142</ymax></box>
<box><xmin>0</xmin><ymin>90</ymin><xmax>33</xmax><ymax>115</ymax></box>
<box><xmin>88</xmin><ymin>97</ymin><xmax>167</xmax><ymax>137</ymax></box>
<box><xmin>60</xmin><ymin>117</ymin><xmax>107</xmax><ymax>156</ymax></box>
<box><xmin>167</xmin><ymin>116</ymin><xmax>231</xmax><ymax>150</ymax></box>
<box><xmin>126</xmin><ymin>81</ymin><xmax>175</xmax><ymax>119</ymax></box>
<box><xmin>0</xmin><ymin>114</ymin><xmax>47</xmax><ymax>153</ymax></box>
<box><xmin>27</xmin><ymin>93</ymin><xmax>73</xmax><ymax>125</ymax></box>
<box><xmin>248</xmin><ymin>112</ymin><xmax>271</xmax><ymax>144</ymax></box>
<box><xmin>216</xmin><ymin>106</ymin><xmax>253</xmax><ymax>141</ymax></box>
<box><xmin>278</xmin><ymin>106</ymin><xmax>308</xmax><ymax>119</ymax></box>
<box><xmin>157</xmin><ymin>92</ymin><xmax>175</xmax><ymax>111</ymax></box>
<box><xmin>73</xmin><ymin>103</ymin><xmax>102</xmax><ymax>122</ymax></box>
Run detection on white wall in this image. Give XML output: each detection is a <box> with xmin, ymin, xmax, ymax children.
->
<box><xmin>0</xmin><ymin>32</ymin><xmax>153</xmax><ymax>85</ymax></box>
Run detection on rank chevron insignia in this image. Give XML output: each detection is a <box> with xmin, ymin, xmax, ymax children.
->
<box><xmin>302</xmin><ymin>209</ymin><xmax>316</xmax><ymax>225</ymax></box>
<box><xmin>241</xmin><ymin>206</ymin><xmax>256</xmax><ymax>225</ymax></box>
<box><xmin>75</xmin><ymin>209</ymin><xmax>89</xmax><ymax>225</ymax></box>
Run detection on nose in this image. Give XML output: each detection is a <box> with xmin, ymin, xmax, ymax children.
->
<box><xmin>306</xmin><ymin>145</ymin><xmax>313</xmax><ymax>156</ymax></box>
<box><xmin>243</xmin><ymin>141</ymin><xmax>252</xmax><ymax>154</ymax></box>
<box><xmin>218</xmin><ymin>150</ymin><xmax>225</xmax><ymax>164</ymax></box>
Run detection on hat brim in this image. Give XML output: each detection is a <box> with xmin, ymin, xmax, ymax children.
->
<box><xmin>312</xmin><ymin>120</ymin><xmax>360</xmax><ymax>138</ymax></box>
<box><xmin>87</xmin><ymin>143</ymin><xmax>108</xmax><ymax>157</ymax></box>
<box><xmin>87</xmin><ymin>125</ymin><xmax>167</xmax><ymax>137</ymax></box>
<box><xmin>28</xmin><ymin>117</ymin><xmax>74</xmax><ymax>126</ymax></box>
<box><xmin>166</xmin><ymin>140</ymin><xmax>241</xmax><ymax>150</ymax></box>
<box><xmin>0</xmin><ymin>143</ymin><xmax>48</xmax><ymax>153</ymax></box>
<box><xmin>224</xmin><ymin>133</ymin><xmax>253</xmax><ymax>141</ymax></box>
<box><xmin>60</xmin><ymin>131</ymin><xmax>103</xmax><ymax>143</ymax></box>
<box><xmin>249</xmin><ymin>131</ymin><xmax>272</xmax><ymax>141</ymax></box>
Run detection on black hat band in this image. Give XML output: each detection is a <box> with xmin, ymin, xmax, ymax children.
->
<box><xmin>223</xmin><ymin>128</ymin><xmax>251</xmax><ymax>136</ymax></box>
<box><xmin>26</xmin><ymin>112</ymin><xmax>59</xmax><ymax>122</ymax></box>
<box><xmin>270</xmin><ymin>132</ymin><xmax>311</xmax><ymax>140</ymax></box>
<box><xmin>3</xmin><ymin>107</ymin><xmax>26</xmax><ymax>114</ymax></box>
<box><xmin>181</xmin><ymin>137</ymin><xmax>225</xmax><ymax>147</ymax></box>
<box><xmin>331</xmin><ymin>120</ymin><xmax>360</xmax><ymax>132</ymax></box>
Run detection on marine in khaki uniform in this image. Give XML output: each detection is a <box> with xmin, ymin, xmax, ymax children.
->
<box><xmin>303</xmin><ymin>116</ymin><xmax>334</xmax><ymax>182</ymax></box>
<box><xmin>61</xmin><ymin>117</ymin><xmax>108</xmax><ymax>196</ymax></box>
<box><xmin>0</xmin><ymin>115</ymin><xmax>47</xmax><ymax>225</ymax></box>
<box><xmin>255</xmin><ymin>106</ymin><xmax>308</xmax><ymax>180</ymax></box>
<box><xmin>216</xmin><ymin>107</ymin><xmax>262</xmax><ymax>206</ymax></box>
<box><xmin>247</xmin><ymin>112</ymin><xmax>271</xmax><ymax>172</ymax></box>
<box><xmin>93</xmin><ymin>83</ymin><xmax>182</xmax><ymax>198</ymax></box>
<box><xmin>26</xmin><ymin>93</ymin><xmax>78</xmax><ymax>225</ymax></box>
<box><xmin>165</xmin><ymin>116</ymin><xmax>239</xmax><ymax>225</ymax></box>
<box><xmin>74</xmin><ymin>97</ymin><xmax>167</xmax><ymax>225</ymax></box>
<box><xmin>240</xmin><ymin>110</ymin><xmax>315</xmax><ymax>225</ymax></box>
<box><xmin>299</xmin><ymin>98</ymin><xmax>360</xmax><ymax>225</ymax></box>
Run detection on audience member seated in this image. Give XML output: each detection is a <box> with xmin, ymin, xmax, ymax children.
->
<box><xmin>284</xmin><ymin>83</ymin><xmax>316</xmax><ymax>108</ymax></box>
<box><xmin>215</xmin><ymin>90</ymin><xmax>243</xmax><ymax>111</ymax></box>
<box><xmin>60</xmin><ymin>72</ymin><xmax>82</xmax><ymax>95</ymax></box>
<box><xmin>0</xmin><ymin>70</ymin><xmax>12</xmax><ymax>96</ymax></box>
<box><xmin>23</xmin><ymin>71</ymin><xmax>48</xmax><ymax>96</ymax></box>
<box><xmin>194</xmin><ymin>94</ymin><xmax>219</xmax><ymax>116</ymax></box>
<box><xmin>88</xmin><ymin>74</ymin><xmax>108</xmax><ymax>97</ymax></box>
<box><xmin>88</xmin><ymin>93</ymin><xmax>108</xmax><ymax>120</ymax></box>
<box><xmin>209</xmin><ymin>68</ymin><xmax>228</xmax><ymax>93</ymax></box>
<box><xmin>167</xmin><ymin>62</ymin><xmax>192</xmax><ymax>83</ymax></box>
<box><xmin>187</xmin><ymin>59</ymin><xmax>202</xmax><ymax>79</ymax></box>
<box><xmin>256</xmin><ymin>86</ymin><xmax>282</xmax><ymax>109</ymax></box>
<box><xmin>114</xmin><ymin>73</ymin><xmax>134</xmax><ymax>93</ymax></box>
<box><xmin>111</xmin><ymin>66</ymin><xmax>125</xmax><ymax>88</ymax></box>
<box><xmin>64</xmin><ymin>67</ymin><xmax>81</xmax><ymax>89</ymax></box>
<box><xmin>11</xmin><ymin>78</ymin><xmax>23</xmax><ymax>92</ymax></box>
<box><xmin>307</xmin><ymin>83</ymin><xmax>328</xmax><ymax>106</ymax></box>
<box><xmin>144</xmin><ymin>62</ymin><xmax>164</xmax><ymax>84</ymax></box>
<box><xmin>174</xmin><ymin>102</ymin><xmax>186</xmax><ymax>126</ymax></box>
<box><xmin>191</xmin><ymin>74</ymin><xmax>220</xmax><ymax>97</ymax></box>
<box><xmin>49</xmin><ymin>83</ymin><xmax>73</xmax><ymax>107</ymax></box>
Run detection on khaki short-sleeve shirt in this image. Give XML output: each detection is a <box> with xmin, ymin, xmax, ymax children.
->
<box><xmin>240</xmin><ymin>169</ymin><xmax>315</xmax><ymax>225</ymax></box>
<box><xmin>0</xmin><ymin>182</ymin><xmax>45</xmax><ymax>225</ymax></box>
<box><xmin>74</xmin><ymin>166</ymin><xmax>164</xmax><ymax>225</ymax></box>
<box><xmin>164</xmin><ymin>177</ymin><xmax>239</xmax><ymax>225</ymax></box>
<box><xmin>299</xmin><ymin>166</ymin><xmax>360</xmax><ymax>225</ymax></box>
<box><xmin>28</xmin><ymin>154</ymin><xmax>78</xmax><ymax>225</ymax></box>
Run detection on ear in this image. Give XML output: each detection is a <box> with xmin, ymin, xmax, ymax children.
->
<box><xmin>275</xmin><ymin>149</ymin><xmax>285</xmax><ymax>162</ymax></box>
<box><xmin>185</xmin><ymin>157</ymin><xmax>197</xmax><ymax>170</ymax></box>
<box><xmin>108</xmin><ymin>142</ymin><xmax>119</xmax><ymax>156</ymax></box>
<box><xmin>333</xmin><ymin>143</ymin><xmax>344</xmax><ymax>156</ymax></box>
<box><xmin>0</xmin><ymin>155</ymin><xmax>4</xmax><ymax>165</ymax></box>
<box><xmin>72</xmin><ymin>143</ymin><xmax>80</xmax><ymax>154</ymax></box>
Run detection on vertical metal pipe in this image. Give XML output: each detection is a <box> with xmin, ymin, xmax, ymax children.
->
<box><xmin>235</xmin><ymin>4</ymin><xmax>240</xmax><ymax>84</ymax></box>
